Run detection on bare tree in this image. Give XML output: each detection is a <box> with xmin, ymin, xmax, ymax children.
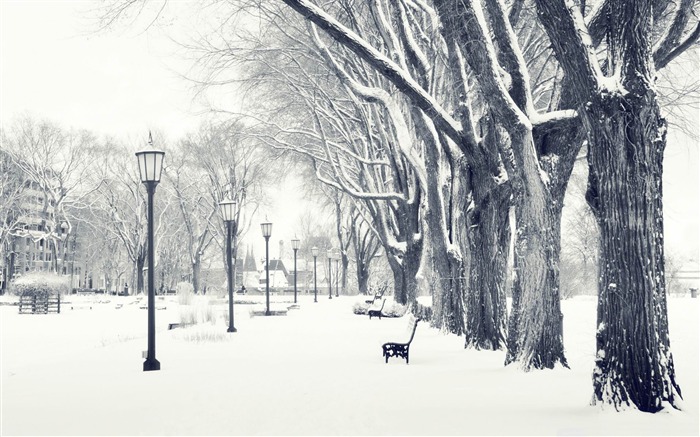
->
<box><xmin>2</xmin><ymin>116</ymin><xmax>94</xmax><ymax>275</ymax></box>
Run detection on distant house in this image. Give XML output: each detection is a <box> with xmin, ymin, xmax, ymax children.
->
<box><xmin>259</xmin><ymin>258</ymin><xmax>289</xmax><ymax>289</ymax></box>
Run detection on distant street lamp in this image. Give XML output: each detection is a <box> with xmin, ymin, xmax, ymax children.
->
<box><xmin>291</xmin><ymin>237</ymin><xmax>300</xmax><ymax>304</ymax></box>
<box><xmin>335</xmin><ymin>249</ymin><xmax>340</xmax><ymax>297</ymax></box>
<box><xmin>261</xmin><ymin>220</ymin><xmax>273</xmax><ymax>316</ymax></box>
<box><xmin>220</xmin><ymin>198</ymin><xmax>237</xmax><ymax>333</ymax></box>
<box><xmin>135</xmin><ymin>135</ymin><xmax>165</xmax><ymax>372</ymax></box>
<box><xmin>328</xmin><ymin>250</ymin><xmax>333</xmax><ymax>300</ymax></box>
<box><xmin>312</xmin><ymin>246</ymin><xmax>319</xmax><ymax>303</ymax></box>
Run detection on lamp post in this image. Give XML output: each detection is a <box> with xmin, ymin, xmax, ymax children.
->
<box><xmin>261</xmin><ymin>220</ymin><xmax>272</xmax><ymax>315</ymax></box>
<box><xmin>312</xmin><ymin>246</ymin><xmax>318</xmax><ymax>303</ymax></box>
<box><xmin>335</xmin><ymin>249</ymin><xmax>340</xmax><ymax>297</ymax></box>
<box><xmin>328</xmin><ymin>250</ymin><xmax>333</xmax><ymax>300</ymax></box>
<box><xmin>135</xmin><ymin>136</ymin><xmax>165</xmax><ymax>372</ymax></box>
<box><xmin>220</xmin><ymin>199</ymin><xmax>237</xmax><ymax>332</ymax></box>
<box><xmin>291</xmin><ymin>237</ymin><xmax>300</xmax><ymax>304</ymax></box>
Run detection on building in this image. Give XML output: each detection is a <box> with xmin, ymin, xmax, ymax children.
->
<box><xmin>0</xmin><ymin>152</ymin><xmax>82</xmax><ymax>292</ymax></box>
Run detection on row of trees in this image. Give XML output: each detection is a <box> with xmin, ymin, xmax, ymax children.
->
<box><xmin>96</xmin><ymin>0</ymin><xmax>699</xmax><ymax>413</ymax></box>
<box><xmin>1</xmin><ymin>114</ymin><xmax>394</xmax><ymax>297</ymax></box>
<box><xmin>0</xmin><ymin>117</ymin><xmax>277</xmax><ymax>294</ymax></box>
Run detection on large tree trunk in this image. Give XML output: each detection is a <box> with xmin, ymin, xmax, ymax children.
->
<box><xmin>418</xmin><ymin>112</ymin><xmax>466</xmax><ymax>335</ymax></box>
<box><xmin>504</xmin><ymin>130</ymin><xmax>568</xmax><ymax>370</ymax></box>
<box><xmin>583</xmin><ymin>89</ymin><xmax>681</xmax><ymax>412</ymax></box>
<box><xmin>192</xmin><ymin>259</ymin><xmax>201</xmax><ymax>294</ymax></box>
<box><xmin>388</xmin><ymin>241</ymin><xmax>422</xmax><ymax>305</ymax></box>
<box><xmin>357</xmin><ymin>261</ymin><xmax>370</xmax><ymax>295</ymax></box>
<box><xmin>135</xmin><ymin>255</ymin><xmax>145</xmax><ymax>295</ymax></box>
<box><xmin>465</xmin><ymin>167</ymin><xmax>510</xmax><ymax>350</ymax></box>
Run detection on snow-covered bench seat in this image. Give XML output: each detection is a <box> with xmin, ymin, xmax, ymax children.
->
<box><xmin>381</xmin><ymin>314</ymin><xmax>420</xmax><ymax>364</ymax></box>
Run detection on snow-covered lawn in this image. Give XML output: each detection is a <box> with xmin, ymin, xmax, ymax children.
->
<box><xmin>1</xmin><ymin>294</ymin><xmax>697</xmax><ymax>435</ymax></box>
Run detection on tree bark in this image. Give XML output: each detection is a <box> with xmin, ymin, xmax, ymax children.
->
<box><xmin>388</xmin><ymin>240</ymin><xmax>422</xmax><ymax>305</ymax></box>
<box><xmin>465</xmin><ymin>165</ymin><xmax>511</xmax><ymax>350</ymax></box>
<box><xmin>583</xmin><ymin>89</ymin><xmax>681</xmax><ymax>412</ymax></box>
<box><xmin>135</xmin><ymin>255</ymin><xmax>145</xmax><ymax>295</ymax></box>
<box><xmin>357</xmin><ymin>260</ymin><xmax>370</xmax><ymax>295</ymax></box>
<box><xmin>192</xmin><ymin>259</ymin><xmax>201</xmax><ymax>294</ymax></box>
<box><xmin>504</xmin><ymin>127</ymin><xmax>568</xmax><ymax>370</ymax></box>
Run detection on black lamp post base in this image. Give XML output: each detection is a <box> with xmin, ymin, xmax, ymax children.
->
<box><xmin>227</xmin><ymin>326</ymin><xmax>238</xmax><ymax>332</ymax></box>
<box><xmin>143</xmin><ymin>358</ymin><xmax>161</xmax><ymax>371</ymax></box>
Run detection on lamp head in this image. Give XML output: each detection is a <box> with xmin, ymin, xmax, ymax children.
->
<box><xmin>219</xmin><ymin>198</ymin><xmax>236</xmax><ymax>223</ymax></box>
<box><xmin>261</xmin><ymin>221</ymin><xmax>272</xmax><ymax>238</ymax></box>
<box><xmin>135</xmin><ymin>135</ymin><xmax>165</xmax><ymax>183</ymax></box>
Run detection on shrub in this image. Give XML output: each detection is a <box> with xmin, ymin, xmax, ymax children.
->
<box><xmin>176</xmin><ymin>282</ymin><xmax>194</xmax><ymax>305</ymax></box>
<box><xmin>382</xmin><ymin>301</ymin><xmax>407</xmax><ymax>318</ymax></box>
<box><xmin>179</xmin><ymin>296</ymin><xmax>216</xmax><ymax>326</ymax></box>
<box><xmin>178</xmin><ymin>324</ymin><xmax>230</xmax><ymax>343</ymax></box>
<box><xmin>352</xmin><ymin>301</ymin><xmax>370</xmax><ymax>315</ymax></box>
<box><xmin>10</xmin><ymin>272</ymin><xmax>70</xmax><ymax>297</ymax></box>
<box><xmin>352</xmin><ymin>297</ymin><xmax>407</xmax><ymax>318</ymax></box>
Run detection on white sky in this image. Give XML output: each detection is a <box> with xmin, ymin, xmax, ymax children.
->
<box><xmin>1</xmin><ymin>1</ymin><xmax>698</xmax><ymax>263</ymax></box>
<box><xmin>0</xmin><ymin>0</ymin><xmax>310</xmax><ymax>254</ymax></box>
<box><xmin>0</xmin><ymin>0</ymin><xmax>204</xmax><ymax>140</ymax></box>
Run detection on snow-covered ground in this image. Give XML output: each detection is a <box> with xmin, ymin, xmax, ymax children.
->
<box><xmin>1</xmin><ymin>293</ymin><xmax>697</xmax><ymax>435</ymax></box>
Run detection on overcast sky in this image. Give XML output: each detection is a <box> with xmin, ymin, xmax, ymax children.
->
<box><xmin>1</xmin><ymin>1</ymin><xmax>698</xmax><ymax>263</ymax></box>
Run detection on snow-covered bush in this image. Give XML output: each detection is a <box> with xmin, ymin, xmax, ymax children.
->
<box><xmin>178</xmin><ymin>324</ymin><xmax>229</xmax><ymax>343</ymax></box>
<box><xmin>352</xmin><ymin>301</ymin><xmax>370</xmax><ymax>315</ymax></box>
<box><xmin>382</xmin><ymin>301</ymin><xmax>407</xmax><ymax>318</ymax></box>
<box><xmin>10</xmin><ymin>272</ymin><xmax>70</xmax><ymax>297</ymax></box>
<box><xmin>176</xmin><ymin>282</ymin><xmax>194</xmax><ymax>305</ymax></box>
<box><xmin>179</xmin><ymin>295</ymin><xmax>216</xmax><ymax>326</ymax></box>
<box><xmin>352</xmin><ymin>297</ymin><xmax>407</xmax><ymax>318</ymax></box>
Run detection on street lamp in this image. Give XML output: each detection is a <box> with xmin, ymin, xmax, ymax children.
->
<box><xmin>220</xmin><ymin>198</ymin><xmax>237</xmax><ymax>333</ymax></box>
<box><xmin>312</xmin><ymin>246</ymin><xmax>319</xmax><ymax>303</ymax></box>
<box><xmin>335</xmin><ymin>249</ymin><xmax>340</xmax><ymax>297</ymax></box>
<box><xmin>291</xmin><ymin>237</ymin><xmax>300</xmax><ymax>304</ymax></box>
<box><xmin>261</xmin><ymin>220</ymin><xmax>272</xmax><ymax>316</ymax></box>
<box><xmin>328</xmin><ymin>250</ymin><xmax>333</xmax><ymax>300</ymax></box>
<box><xmin>135</xmin><ymin>135</ymin><xmax>165</xmax><ymax>372</ymax></box>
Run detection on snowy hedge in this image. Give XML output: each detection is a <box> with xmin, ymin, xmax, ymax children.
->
<box><xmin>10</xmin><ymin>272</ymin><xmax>70</xmax><ymax>297</ymax></box>
<box><xmin>352</xmin><ymin>297</ymin><xmax>407</xmax><ymax>318</ymax></box>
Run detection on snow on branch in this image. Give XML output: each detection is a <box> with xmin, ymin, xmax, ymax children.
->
<box><xmin>310</xmin><ymin>24</ymin><xmax>428</xmax><ymax>193</ymax></box>
<box><xmin>533</xmin><ymin>0</ymin><xmax>603</xmax><ymax>97</ymax></box>
<box><xmin>280</xmin><ymin>0</ymin><xmax>464</xmax><ymax>145</ymax></box>
<box><xmin>483</xmin><ymin>0</ymin><xmax>536</xmax><ymax>116</ymax></box>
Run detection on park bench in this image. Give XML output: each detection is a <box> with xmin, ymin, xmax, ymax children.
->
<box><xmin>381</xmin><ymin>314</ymin><xmax>420</xmax><ymax>364</ymax></box>
<box><xmin>368</xmin><ymin>298</ymin><xmax>386</xmax><ymax>320</ymax></box>
<box><xmin>365</xmin><ymin>286</ymin><xmax>387</xmax><ymax>305</ymax></box>
<box><xmin>19</xmin><ymin>292</ymin><xmax>60</xmax><ymax>314</ymax></box>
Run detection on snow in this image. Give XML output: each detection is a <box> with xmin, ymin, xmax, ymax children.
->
<box><xmin>1</xmin><ymin>293</ymin><xmax>697</xmax><ymax>435</ymax></box>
